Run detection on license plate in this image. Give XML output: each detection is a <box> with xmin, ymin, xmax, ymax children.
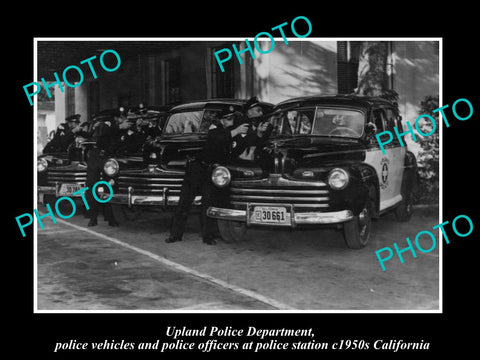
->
<box><xmin>251</xmin><ymin>206</ymin><xmax>289</xmax><ymax>225</ymax></box>
<box><xmin>57</xmin><ymin>183</ymin><xmax>83</xmax><ymax>196</ymax></box>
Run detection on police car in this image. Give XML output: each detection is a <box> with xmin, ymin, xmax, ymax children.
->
<box><xmin>37</xmin><ymin>106</ymin><xmax>168</xmax><ymax>206</ymax></box>
<box><xmin>207</xmin><ymin>95</ymin><xmax>418</xmax><ymax>249</ymax></box>
<box><xmin>108</xmin><ymin>99</ymin><xmax>273</xmax><ymax>212</ymax></box>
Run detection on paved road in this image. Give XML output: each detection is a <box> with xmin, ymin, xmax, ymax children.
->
<box><xmin>36</xmin><ymin>205</ymin><xmax>440</xmax><ymax>311</ymax></box>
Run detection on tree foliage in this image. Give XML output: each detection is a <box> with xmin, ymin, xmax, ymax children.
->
<box><xmin>356</xmin><ymin>41</ymin><xmax>389</xmax><ymax>97</ymax></box>
<box><xmin>355</xmin><ymin>41</ymin><xmax>438</xmax><ymax>204</ymax></box>
<box><xmin>416</xmin><ymin>95</ymin><xmax>439</xmax><ymax>203</ymax></box>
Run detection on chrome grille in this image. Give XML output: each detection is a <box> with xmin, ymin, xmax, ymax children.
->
<box><xmin>47</xmin><ymin>169</ymin><xmax>87</xmax><ymax>185</ymax></box>
<box><xmin>117</xmin><ymin>169</ymin><xmax>184</xmax><ymax>195</ymax></box>
<box><xmin>230</xmin><ymin>175</ymin><xmax>329</xmax><ymax>210</ymax></box>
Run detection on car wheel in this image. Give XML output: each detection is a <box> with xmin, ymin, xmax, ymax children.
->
<box><xmin>217</xmin><ymin>220</ymin><xmax>247</xmax><ymax>243</ymax></box>
<box><xmin>395</xmin><ymin>193</ymin><xmax>414</xmax><ymax>222</ymax></box>
<box><xmin>343</xmin><ymin>201</ymin><xmax>372</xmax><ymax>249</ymax></box>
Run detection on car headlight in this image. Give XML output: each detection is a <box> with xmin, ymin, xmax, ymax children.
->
<box><xmin>37</xmin><ymin>158</ymin><xmax>48</xmax><ymax>173</ymax></box>
<box><xmin>328</xmin><ymin>168</ymin><xmax>349</xmax><ymax>190</ymax></box>
<box><xmin>103</xmin><ymin>158</ymin><xmax>119</xmax><ymax>177</ymax></box>
<box><xmin>211</xmin><ymin>166</ymin><xmax>231</xmax><ymax>188</ymax></box>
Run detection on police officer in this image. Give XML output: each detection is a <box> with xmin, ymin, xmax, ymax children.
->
<box><xmin>115</xmin><ymin>107</ymin><xmax>147</xmax><ymax>155</ymax></box>
<box><xmin>67</xmin><ymin>116</ymin><xmax>95</xmax><ymax>160</ymax></box>
<box><xmin>145</xmin><ymin>111</ymin><xmax>165</xmax><ymax>140</ymax></box>
<box><xmin>43</xmin><ymin>114</ymin><xmax>82</xmax><ymax>153</ymax></box>
<box><xmin>142</xmin><ymin>112</ymin><xmax>164</xmax><ymax>155</ymax></box>
<box><xmin>166</xmin><ymin>105</ymin><xmax>269</xmax><ymax>245</ymax></box>
<box><xmin>234</xmin><ymin>96</ymin><xmax>271</xmax><ymax>161</ymax></box>
<box><xmin>86</xmin><ymin>110</ymin><xmax>120</xmax><ymax>227</ymax></box>
<box><xmin>244</xmin><ymin>96</ymin><xmax>265</xmax><ymax>120</ymax></box>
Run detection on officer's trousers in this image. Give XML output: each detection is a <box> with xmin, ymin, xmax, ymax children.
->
<box><xmin>86</xmin><ymin>148</ymin><xmax>113</xmax><ymax>221</ymax></box>
<box><xmin>169</xmin><ymin>160</ymin><xmax>227</xmax><ymax>240</ymax></box>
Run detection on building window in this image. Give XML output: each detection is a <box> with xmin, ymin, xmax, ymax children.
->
<box><xmin>208</xmin><ymin>46</ymin><xmax>235</xmax><ymax>98</ymax></box>
<box><xmin>165</xmin><ymin>57</ymin><xmax>181</xmax><ymax>105</ymax></box>
<box><xmin>337</xmin><ymin>41</ymin><xmax>360</xmax><ymax>94</ymax></box>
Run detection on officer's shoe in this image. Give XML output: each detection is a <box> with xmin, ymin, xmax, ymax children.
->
<box><xmin>203</xmin><ymin>237</ymin><xmax>217</xmax><ymax>245</ymax></box>
<box><xmin>88</xmin><ymin>218</ymin><xmax>98</xmax><ymax>227</ymax></box>
<box><xmin>165</xmin><ymin>236</ymin><xmax>182</xmax><ymax>243</ymax></box>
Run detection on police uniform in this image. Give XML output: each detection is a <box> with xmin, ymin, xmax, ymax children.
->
<box><xmin>143</xmin><ymin>117</ymin><xmax>164</xmax><ymax>153</ymax></box>
<box><xmin>166</xmin><ymin>111</ymin><xmax>261</xmax><ymax>245</ymax></box>
<box><xmin>86</xmin><ymin>113</ymin><xmax>119</xmax><ymax>227</ymax></box>
<box><xmin>117</xmin><ymin>123</ymin><xmax>146</xmax><ymax>155</ymax></box>
<box><xmin>116</xmin><ymin>104</ymin><xmax>152</xmax><ymax>155</ymax></box>
<box><xmin>234</xmin><ymin>97</ymin><xmax>272</xmax><ymax>161</ymax></box>
<box><xmin>43</xmin><ymin>114</ymin><xmax>81</xmax><ymax>153</ymax></box>
<box><xmin>145</xmin><ymin>111</ymin><xmax>164</xmax><ymax>139</ymax></box>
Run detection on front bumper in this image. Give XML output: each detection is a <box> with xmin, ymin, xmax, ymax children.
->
<box><xmin>110</xmin><ymin>186</ymin><xmax>201</xmax><ymax>207</ymax></box>
<box><xmin>207</xmin><ymin>206</ymin><xmax>354</xmax><ymax>226</ymax></box>
<box><xmin>37</xmin><ymin>183</ymin><xmax>87</xmax><ymax>204</ymax></box>
<box><xmin>38</xmin><ymin>185</ymin><xmax>56</xmax><ymax>195</ymax></box>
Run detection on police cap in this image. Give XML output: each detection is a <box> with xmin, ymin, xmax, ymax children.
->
<box><xmin>93</xmin><ymin>109</ymin><xmax>122</xmax><ymax>122</ymax></box>
<box><xmin>137</xmin><ymin>103</ymin><xmax>148</xmax><ymax>114</ymax></box>
<box><xmin>65</xmin><ymin>114</ymin><xmax>81</xmax><ymax>123</ymax></box>
<box><xmin>245</xmin><ymin>96</ymin><xmax>261</xmax><ymax>110</ymax></box>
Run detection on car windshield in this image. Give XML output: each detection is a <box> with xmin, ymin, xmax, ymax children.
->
<box><xmin>267</xmin><ymin>107</ymin><xmax>365</xmax><ymax>138</ymax></box>
<box><xmin>163</xmin><ymin>109</ymin><xmax>224</xmax><ymax>135</ymax></box>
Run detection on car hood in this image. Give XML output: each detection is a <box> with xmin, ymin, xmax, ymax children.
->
<box><xmin>145</xmin><ymin>134</ymin><xmax>207</xmax><ymax>170</ymax></box>
<box><xmin>240</xmin><ymin>135</ymin><xmax>367</xmax><ymax>175</ymax></box>
<box><xmin>137</xmin><ymin>134</ymin><xmax>367</xmax><ymax>174</ymax></box>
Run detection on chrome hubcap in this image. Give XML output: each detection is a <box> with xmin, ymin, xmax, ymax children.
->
<box><xmin>406</xmin><ymin>203</ymin><xmax>412</xmax><ymax>214</ymax></box>
<box><xmin>358</xmin><ymin>208</ymin><xmax>369</xmax><ymax>239</ymax></box>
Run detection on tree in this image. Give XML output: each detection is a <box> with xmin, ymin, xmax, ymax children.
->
<box><xmin>356</xmin><ymin>41</ymin><xmax>389</xmax><ymax>97</ymax></box>
<box><xmin>416</xmin><ymin>95</ymin><xmax>439</xmax><ymax>204</ymax></box>
<box><xmin>355</xmin><ymin>41</ymin><xmax>438</xmax><ymax>203</ymax></box>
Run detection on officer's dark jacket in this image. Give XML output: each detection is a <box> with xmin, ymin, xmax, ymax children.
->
<box><xmin>146</xmin><ymin>125</ymin><xmax>163</xmax><ymax>139</ymax></box>
<box><xmin>93</xmin><ymin>121</ymin><xmax>118</xmax><ymax>155</ymax></box>
<box><xmin>234</xmin><ymin>114</ymin><xmax>272</xmax><ymax>149</ymax></box>
<box><xmin>117</xmin><ymin>128</ymin><xmax>148</xmax><ymax>155</ymax></box>
<box><xmin>74</xmin><ymin>124</ymin><xmax>92</xmax><ymax>139</ymax></box>
<box><xmin>200</xmin><ymin>124</ymin><xmax>264</xmax><ymax>165</ymax></box>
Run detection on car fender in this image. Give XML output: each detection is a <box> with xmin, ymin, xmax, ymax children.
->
<box><xmin>401</xmin><ymin>150</ymin><xmax>419</xmax><ymax>197</ymax></box>
<box><xmin>354</xmin><ymin>163</ymin><xmax>380</xmax><ymax>218</ymax></box>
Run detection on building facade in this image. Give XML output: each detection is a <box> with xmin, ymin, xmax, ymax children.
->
<box><xmin>39</xmin><ymin>40</ymin><xmax>439</xmax><ymax>154</ymax></box>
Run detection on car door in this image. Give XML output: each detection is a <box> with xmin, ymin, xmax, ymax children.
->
<box><xmin>364</xmin><ymin>106</ymin><xmax>405</xmax><ymax>212</ymax></box>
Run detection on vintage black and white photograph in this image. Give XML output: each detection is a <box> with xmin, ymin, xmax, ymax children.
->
<box><xmin>33</xmin><ymin>38</ymin><xmax>440</xmax><ymax>312</ymax></box>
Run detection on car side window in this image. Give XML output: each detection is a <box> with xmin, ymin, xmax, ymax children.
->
<box><xmin>384</xmin><ymin>108</ymin><xmax>401</xmax><ymax>146</ymax></box>
<box><xmin>200</xmin><ymin>109</ymin><xmax>223</xmax><ymax>132</ymax></box>
<box><xmin>372</xmin><ymin>109</ymin><xmax>386</xmax><ymax>133</ymax></box>
<box><xmin>384</xmin><ymin>108</ymin><xmax>397</xmax><ymax>132</ymax></box>
<box><xmin>370</xmin><ymin>108</ymin><xmax>393</xmax><ymax>149</ymax></box>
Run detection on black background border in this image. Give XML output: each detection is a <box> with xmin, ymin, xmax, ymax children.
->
<box><xmin>7</xmin><ymin>5</ymin><xmax>478</xmax><ymax>358</ymax></box>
